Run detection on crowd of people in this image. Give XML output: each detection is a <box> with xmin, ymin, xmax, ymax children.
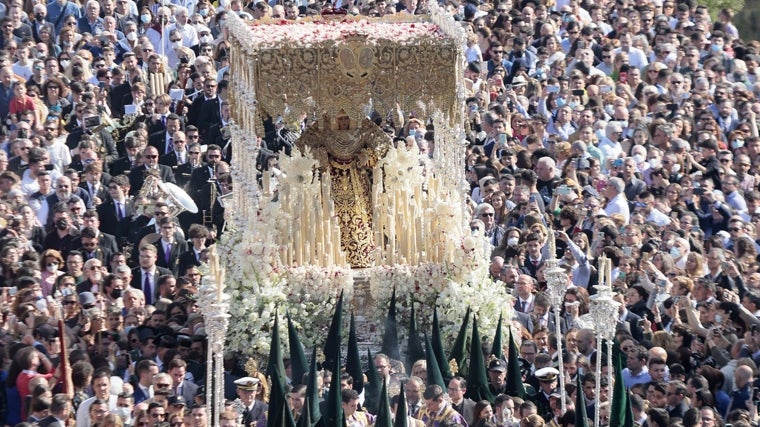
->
<box><xmin>0</xmin><ymin>0</ymin><xmax>756</xmax><ymax>424</ymax></box>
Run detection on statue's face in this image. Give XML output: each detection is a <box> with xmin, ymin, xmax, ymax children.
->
<box><xmin>336</xmin><ymin>115</ymin><xmax>350</xmax><ymax>130</ymax></box>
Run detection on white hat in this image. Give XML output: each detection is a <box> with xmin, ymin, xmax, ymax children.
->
<box><xmin>234</xmin><ymin>377</ymin><xmax>261</xmax><ymax>390</ymax></box>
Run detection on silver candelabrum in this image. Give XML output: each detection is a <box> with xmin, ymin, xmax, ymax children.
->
<box><xmin>543</xmin><ymin>238</ymin><xmax>568</xmax><ymax>412</ymax></box>
<box><xmin>199</xmin><ymin>277</ymin><xmax>230</xmax><ymax>427</ymax></box>
<box><xmin>588</xmin><ymin>280</ymin><xmax>620</xmax><ymax>427</ymax></box>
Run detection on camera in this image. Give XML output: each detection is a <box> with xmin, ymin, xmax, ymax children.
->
<box><xmin>84</xmin><ymin>116</ymin><xmax>101</xmax><ymax>129</ymax></box>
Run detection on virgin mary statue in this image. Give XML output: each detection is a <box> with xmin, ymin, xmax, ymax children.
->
<box><xmin>296</xmin><ymin>112</ymin><xmax>391</xmax><ymax>268</ymax></box>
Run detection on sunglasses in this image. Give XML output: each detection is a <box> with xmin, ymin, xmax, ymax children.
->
<box><xmin>145</xmin><ymin>155</ymin><xmax>158</xmax><ymax>159</ymax></box>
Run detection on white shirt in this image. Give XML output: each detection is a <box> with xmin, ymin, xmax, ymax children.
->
<box><xmin>76</xmin><ymin>394</ymin><xmax>118</xmax><ymax>427</ymax></box>
<box><xmin>613</xmin><ymin>47</ymin><xmax>649</xmax><ymax>70</ymax></box>
<box><xmin>604</xmin><ymin>192</ymin><xmax>630</xmax><ymax>224</ymax></box>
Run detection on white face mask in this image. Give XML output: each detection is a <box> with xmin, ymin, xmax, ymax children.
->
<box><xmin>126</xmin><ymin>31</ymin><xmax>137</xmax><ymax>41</ymax></box>
<box><xmin>507</xmin><ymin>237</ymin><xmax>519</xmax><ymax>246</ymax></box>
<box><xmin>46</xmin><ymin>265</ymin><xmax>58</xmax><ymax>274</ymax></box>
<box><xmin>669</xmin><ymin>246</ymin><xmax>681</xmax><ymax>258</ymax></box>
<box><xmin>200</xmin><ymin>35</ymin><xmax>212</xmax><ymax>44</ymax></box>
<box><xmin>714</xmin><ymin>314</ymin><xmax>723</xmax><ymax>324</ymax></box>
<box><xmin>648</xmin><ymin>158</ymin><xmax>660</xmax><ymax>169</ymax></box>
<box><xmin>60</xmin><ymin>60</ymin><xmax>70</xmax><ymax>68</ymax></box>
<box><xmin>633</xmin><ymin>153</ymin><xmax>645</xmax><ymax>164</ymax></box>
<box><xmin>172</xmin><ymin>40</ymin><xmax>182</xmax><ymax>49</ymax></box>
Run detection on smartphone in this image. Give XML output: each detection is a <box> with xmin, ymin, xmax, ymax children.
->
<box><xmin>721</xmin><ymin>261</ymin><xmax>730</xmax><ymax>270</ymax></box>
<box><xmin>529</xmin><ymin>195</ymin><xmax>537</xmax><ymax>203</ymax></box>
<box><xmin>623</xmin><ymin>246</ymin><xmax>632</xmax><ymax>257</ymax></box>
<box><xmin>666</xmin><ymin>103</ymin><xmax>679</xmax><ymax>111</ymax></box>
<box><xmin>8</xmin><ymin>286</ymin><xmax>17</xmax><ymax>296</ymax></box>
<box><xmin>619</xmin><ymin>71</ymin><xmax>628</xmax><ymax>82</ymax></box>
<box><xmin>98</xmin><ymin>81</ymin><xmax>106</xmax><ymax>89</ymax></box>
<box><xmin>556</xmin><ymin>185</ymin><xmax>572</xmax><ymax>196</ymax></box>
<box><xmin>694</xmin><ymin>188</ymin><xmax>706</xmax><ymax>195</ymax></box>
<box><xmin>499</xmin><ymin>133</ymin><xmax>507</xmax><ymax>145</ymax></box>
<box><xmin>547</xmin><ymin>85</ymin><xmax>560</xmax><ymax>93</ymax></box>
<box><xmin>44</xmin><ymin>164</ymin><xmax>54</xmax><ymax>171</ymax></box>
<box><xmin>505</xmin><ymin>84</ymin><xmax>513</xmax><ymax>91</ymax></box>
<box><xmin>600</xmin><ymin>85</ymin><xmax>612</xmax><ymax>94</ymax></box>
<box><xmin>572</xmin><ymin>89</ymin><xmax>585</xmax><ymax>96</ymax></box>
<box><xmin>613</xmin><ymin>158</ymin><xmax>624</xmax><ymax>168</ymax></box>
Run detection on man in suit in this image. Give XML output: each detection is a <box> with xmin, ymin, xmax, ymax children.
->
<box><xmin>77</xmin><ymin>226</ymin><xmax>115</xmax><ymax>265</ymax></box>
<box><xmin>521</xmin><ymin>233</ymin><xmax>544</xmax><ymax>277</ymax></box>
<box><xmin>614</xmin><ymin>293</ymin><xmax>644</xmax><ymax>341</ymax></box>
<box><xmin>187</xmin><ymin>77</ymin><xmax>222</xmax><ymax>138</ymax></box>
<box><xmin>37</xmin><ymin>393</ymin><xmax>71</xmax><ymax>427</ymax></box>
<box><xmin>448</xmin><ymin>377</ymin><xmax>476</xmax><ymax>426</ymax></box>
<box><xmin>131</xmin><ymin>359</ymin><xmax>159</xmax><ymax>404</ymax></box>
<box><xmin>666</xmin><ymin>381</ymin><xmax>690</xmax><ymax>419</ymax></box>
<box><xmin>514</xmin><ymin>274</ymin><xmax>536</xmax><ymax>314</ymax></box>
<box><xmin>109</xmin><ymin>135</ymin><xmax>141</xmax><ymax>177</ymax></box>
<box><xmin>167</xmin><ymin>358</ymin><xmax>198</xmax><ymax>403</ymax></box>
<box><xmin>205</xmin><ymin>101</ymin><xmax>233</xmax><ymax>161</ymax></box>
<box><xmin>159</xmin><ymin>130</ymin><xmax>189</xmax><ymax>168</ymax></box>
<box><xmin>30</xmin><ymin>4</ymin><xmax>55</xmax><ymax>43</ymax></box>
<box><xmin>79</xmin><ymin>163</ymin><xmax>111</xmax><ymax>206</ymax></box>
<box><xmin>150</xmin><ymin>114</ymin><xmax>183</xmax><ymax>156</ymax></box>
<box><xmin>154</xmin><ymin>217</ymin><xmax>188</xmax><ymax>276</ymax></box>
<box><xmin>130</xmin><ymin>245</ymin><xmax>171</xmax><ymax>306</ymax></box>
<box><xmin>234</xmin><ymin>377</ymin><xmax>268</xmax><ymax>427</ymax></box>
<box><xmin>175</xmin><ymin>142</ymin><xmax>204</xmax><ymax>189</ymax></box>
<box><xmin>128</xmin><ymin>146</ymin><xmax>176</xmax><ymax>196</ymax></box>
<box><xmin>178</xmin><ymin>223</ymin><xmax>208</xmax><ymax>277</ymax></box>
<box><xmin>97</xmin><ymin>175</ymin><xmax>132</xmax><ymax>244</ymax></box>
<box><xmin>189</xmin><ymin>144</ymin><xmax>223</xmax><ymax>201</ymax></box>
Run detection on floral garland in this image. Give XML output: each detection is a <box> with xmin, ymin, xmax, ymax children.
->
<box><xmin>246</xmin><ymin>19</ymin><xmax>445</xmax><ymax>48</ymax></box>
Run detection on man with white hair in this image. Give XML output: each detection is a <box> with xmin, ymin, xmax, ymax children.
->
<box><xmin>475</xmin><ymin>203</ymin><xmax>505</xmax><ymax>246</ymax></box>
<box><xmin>603</xmin><ymin>177</ymin><xmax>629</xmax><ymax>224</ymax></box>
<box><xmin>78</xmin><ymin>0</ymin><xmax>104</xmax><ymax>35</ymax></box>
<box><xmin>535</xmin><ymin>157</ymin><xmax>559</xmax><ymax>206</ymax></box>
<box><xmin>166</xmin><ymin>6</ymin><xmax>198</xmax><ymax>48</ymax></box>
<box><xmin>599</xmin><ymin>122</ymin><xmax>624</xmax><ymax>162</ymax></box>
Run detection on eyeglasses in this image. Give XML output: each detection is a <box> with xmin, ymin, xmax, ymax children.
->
<box><xmin>145</xmin><ymin>155</ymin><xmax>158</xmax><ymax>159</ymax></box>
<box><xmin>720</xmin><ymin>159</ymin><xmax>731</xmax><ymax>163</ymax></box>
<box><xmin>63</xmin><ymin>300</ymin><xmax>76</xmax><ymax>305</ymax></box>
<box><xmin>19</xmin><ymin>147</ymin><xmax>30</xmax><ymax>151</ymax></box>
<box><xmin>156</xmin><ymin>383</ymin><xmax>171</xmax><ymax>388</ymax></box>
<box><xmin>671</xmin><ymin>81</ymin><xmax>683</xmax><ymax>84</ymax></box>
<box><xmin>188</xmin><ymin>135</ymin><xmax>200</xmax><ymax>140</ymax></box>
<box><xmin>480</xmin><ymin>212</ymin><xmax>495</xmax><ymax>217</ymax></box>
<box><xmin>48</xmin><ymin>86</ymin><xmax>59</xmax><ymax>89</ymax></box>
<box><xmin>492</xmin><ymin>50</ymin><xmax>504</xmax><ymax>54</ymax></box>
<box><xmin>57</xmin><ymin>184</ymin><xmax>70</xmax><ymax>188</ymax></box>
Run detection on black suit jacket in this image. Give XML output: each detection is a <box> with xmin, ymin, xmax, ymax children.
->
<box><xmin>188</xmin><ymin>166</ymin><xmax>213</xmax><ymax>198</ymax></box>
<box><xmin>159</xmin><ymin>150</ymin><xmax>186</xmax><ymax>168</ymax></box>
<box><xmin>128</xmin><ymin>165</ymin><xmax>177</xmax><ymax>196</ymax></box>
<box><xmin>619</xmin><ymin>310</ymin><xmax>644</xmax><ymax>341</ymax></box>
<box><xmin>37</xmin><ymin>415</ymin><xmax>65</xmax><ymax>427</ymax></box>
<box><xmin>79</xmin><ymin>179</ymin><xmax>110</xmax><ymax>203</ymax></box>
<box><xmin>206</xmin><ymin>122</ymin><xmax>232</xmax><ymax>161</ymax></box>
<box><xmin>130</xmin><ymin>266</ymin><xmax>172</xmax><ymax>302</ymax></box>
<box><xmin>65</xmin><ymin>128</ymin><xmax>118</xmax><ymax>165</ymax></box>
<box><xmin>154</xmin><ymin>238</ymin><xmax>189</xmax><ymax>276</ymax></box>
<box><xmin>521</xmin><ymin>257</ymin><xmax>543</xmax><ymax>278</ymax></box>
<box><xmin>96</xmin><ymin>198</ymin><xmax>133</xmax><ymax>241</ymax></box>
<box><xmin>178</xmin><ymin>249</ymin><xmax>201</xmax><ymax>277</ymax></box>
<box><xmin>187</xmin><ymin>96</ymin><xmax>221</xmax><ymax>136</ymax></box>
<box><xmin>174</xmin><ymin>162</ymin><xmax>201</xmax><ymax>189</ymax></box>
<box><xmin>109</xmin><ymin>82</ymin><xmax>131</xmax><ymax>118</ymax></box>
<box><xmin>109</xmin><ymin>156</ymin><xmax>134</xmax><ymax>178</ymax></box>
<box><xmin>149</xmin><ymin>129</ymin><xmax>181</xmax><ymax>156</ymax></box>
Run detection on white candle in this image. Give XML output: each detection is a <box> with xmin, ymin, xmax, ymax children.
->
<box><xmin>548</xmin><ymin>228</ymin><xmax>556</xmax><ymax>260</ymax></box>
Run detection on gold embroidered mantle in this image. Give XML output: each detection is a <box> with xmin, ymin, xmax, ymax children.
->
<box><xmin>296</xmin><ymin>120</ymin><xmax>390</xmax><ymax>268</ymax></box>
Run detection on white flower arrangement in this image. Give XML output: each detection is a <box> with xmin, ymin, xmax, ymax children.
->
<box><xmin>244</xmin><ymin>20</ymin><xmax>446</xmax><ymax>49</ymax></box>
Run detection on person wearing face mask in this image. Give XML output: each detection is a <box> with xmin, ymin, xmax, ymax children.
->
<box><xmin>31</xmin><ymin>4</ymin><xmax>55</xmax><ymax>44</ymax></box>
<box><xmin>145</xmin><ymin>6</ymin><xmax>171</xmax><ymax>55</ymax></box>
<box><xmin>166</xmin><ymin>6</ymin><xmax>198</xmax><ymax>49</ymax></box>
<box><xmin>39</xmin><ymin>249</ymin><xmax>65</xmax><ymax>296</ymax></box>
<box><xmin>42</xmin><ymin>204</ymin><xmax>79</xmax><ymax>253</ymax></box>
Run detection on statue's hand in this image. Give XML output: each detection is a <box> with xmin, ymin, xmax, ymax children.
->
<box><xmin>357</xmin><ymin>150</ymin><xmax>370</xmax><ymax>167</ymax></box>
